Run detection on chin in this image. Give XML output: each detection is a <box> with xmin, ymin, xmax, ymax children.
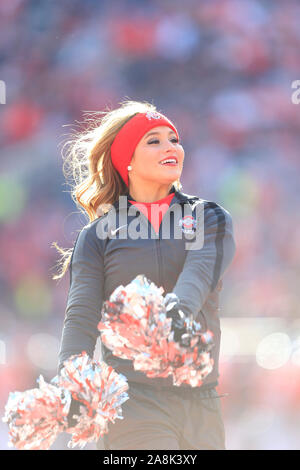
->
<box><xmin>146</xmin><ymin>171</ymin><xmax>182</xmax><ymax>186</ymax></box>
<box><xmin>158</xmin><ymin>178</ymin><xmax>179</xmax><ymax>186</ymax></box>
<box><xmin>159</xmin><ymin>171</ymin><xmax>181</xmax><ymax>182</ymax></box>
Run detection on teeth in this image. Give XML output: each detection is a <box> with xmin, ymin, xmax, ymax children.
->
<box><xmin>161</xmin><ymin>159</ymin><xmax>177</xmax><ymax>164</ymax></box>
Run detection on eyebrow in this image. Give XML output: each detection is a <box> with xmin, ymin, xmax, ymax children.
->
<box><xmin>144</xmin><ymin>130</ymin><xmax>176</xmax><ymax>138</ymax></box>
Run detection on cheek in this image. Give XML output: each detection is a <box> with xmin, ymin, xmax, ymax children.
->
<box><xmin>138</xmin><ymin>146</ymin><xmax>160</xmax><ymax>165</ymax></box>
<box><xmin>178</xmin><ymin>146</ymin><xmax>184</xmax><ymax>163</ymax></box>
<box><xmin>132</xmin><ymin>147</ymin><xmax>158</xmax><ymax>173</ymax></box>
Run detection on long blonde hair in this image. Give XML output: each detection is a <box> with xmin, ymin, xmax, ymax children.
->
<box><xmin>52</xmin><ymin>99</ymin><xmax>183</xmax><ymax>280</ymax></box>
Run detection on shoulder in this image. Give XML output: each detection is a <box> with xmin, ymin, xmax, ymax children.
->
<box><xmin>72</xmin><ymin>217</ymin><xmax>106</xmax><ymax>254</ymax></box>
<box><xmin>201</xmin><ymin>201</ymin><xmax>234</xmax><ymax>232</ymax></box>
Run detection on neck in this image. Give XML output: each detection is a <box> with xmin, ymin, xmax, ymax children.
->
<box><xmin>128</xmin><ymin>183</ymin><xmax>174</xmax><ymax>203</ymax></box>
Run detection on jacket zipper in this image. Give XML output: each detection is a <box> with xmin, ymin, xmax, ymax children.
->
<box><xmin>154</xmin><ymin>200</ymin><xmax>183</xmax><ymax>289</ymax></box>
<box><xmin>155</xmin><ymin>237</ymin><xmax>163</xmax><ymax>288</ymax></box>
<box><xmin>154</xmin><ymin>198</ymin><xmax>194</xmax><ymax>289</ymax></box>
<box><xmin>126</xmin><ymin>204</ymin><xmax>164</xmax><ymax>288</ymax></box>
<box><xmin>124</xmin><ymin>195</ymin><xmax>194</xmax><ymax>290</ymax></box>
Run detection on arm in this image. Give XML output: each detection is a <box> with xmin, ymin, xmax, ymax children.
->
<box><xmin>172</xmin><ymin>202</ymin><xmax>236</xmax><ymax>320</ymax></box>
<box><xmin>57</xmin><ymin>223</ymin><xmax>104</xmax><ymax>374</ymax></box>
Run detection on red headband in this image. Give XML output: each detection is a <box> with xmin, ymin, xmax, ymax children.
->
<box><xmin>110</xmin><ymin>111</ymin><xmax>179</xmax><ymax>187</ymax></box>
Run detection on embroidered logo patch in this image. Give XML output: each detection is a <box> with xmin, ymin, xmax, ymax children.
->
<box><xmin>145</xmin><ymin>111</ymin><xmax>163</xmax><ymax>120</ymax></box>
<box><xmin>179</xmin><ymin>215</ymin><xmax>197</xmax><ymax>234</ymax></box>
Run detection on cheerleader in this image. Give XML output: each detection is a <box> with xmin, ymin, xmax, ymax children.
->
<box><xmin>54</xmin><ymin>100</ymin><xmax>236</xmax><ymax>450</ymax></box>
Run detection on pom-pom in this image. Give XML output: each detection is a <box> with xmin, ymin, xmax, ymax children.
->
<box><xmin>52</xmin><ymin>352</ymin><xmax>129</xmax><ymax>448</ymax></box>
<box><xmin>3</xmin><ymin>354</ymin><xmax>129</xmax><ymax>450</ymax></box>
<box><xmin>98</xmin><ymin>275</ymin><xmax>214</xmax><ymax>387</ymax></box>
<box><xmin>2</xmin><ymin>376</ymin><xmax>71</xmax><ymax>450</ymax></box>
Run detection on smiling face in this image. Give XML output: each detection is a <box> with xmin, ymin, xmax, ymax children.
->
<box><xmin>129</xmin><ymin>126</ymin><xmax>184</xmax><ymax>189</ymax></box>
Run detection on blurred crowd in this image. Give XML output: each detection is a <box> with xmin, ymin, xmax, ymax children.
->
<box><xmin>0</xmin><ymin>0</ymin><xmax>300</xmax><ymax>450</ymax></box>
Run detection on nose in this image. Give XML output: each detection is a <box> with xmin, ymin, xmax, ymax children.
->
<box><xmin>162</xmin><ymin>138</ymin><xmax>176</xmax><ymax>151</ymax></box>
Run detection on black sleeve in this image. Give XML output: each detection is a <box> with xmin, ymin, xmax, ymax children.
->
<box><xmin>172</xmin><ymin>202</ymin><xmax>236</xmax><ymax>320</ymax></box>
<box><xmin>57</xmin><ymin>223</ymin><xmax>104</xmax><ymax>374</ymax></box>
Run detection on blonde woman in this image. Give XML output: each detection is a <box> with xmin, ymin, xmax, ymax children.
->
<box><xmin>54</xmin><ymin>100</ymin><xmax>236</xmax><ymax>450</ymax></box>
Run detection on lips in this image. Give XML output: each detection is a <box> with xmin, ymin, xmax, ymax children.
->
<box><xmin>159</xmin><ymin>156</ymin><xmax>178</xmax><ymax>165</ymax></box>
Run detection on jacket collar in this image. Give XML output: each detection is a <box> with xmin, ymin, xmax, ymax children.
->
<box><xmin>112</xmin><ymin>185</ymin><xmax>199</xmax><ymax>212</ymax></box>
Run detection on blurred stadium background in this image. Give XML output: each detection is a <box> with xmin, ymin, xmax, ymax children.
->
<box><xmin>1</xmin><ymin>0</ymin><xmax>300</xmax><ymax>450</ymax></box>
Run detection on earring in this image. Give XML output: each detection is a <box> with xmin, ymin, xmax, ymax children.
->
<box><xmin>127</xmin><ymin>165</ymin><xmax>132</xmax><ymax>171</ymax></box>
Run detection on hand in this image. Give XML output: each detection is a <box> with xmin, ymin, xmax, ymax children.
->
<box><xmin>164</xmin><ymin>293</ymin><xmax>187</xmax><ymax>343</ymax></box>
<box><xmin>66</xmin><ymin>397</ymin><xmax>82</xmax><ymax>428</ymax></box>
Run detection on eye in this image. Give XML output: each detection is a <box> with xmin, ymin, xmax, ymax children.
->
<box><xmin>147</xmin><ymin>137</ymin><xmax>179</xmax><ymax>145</ymax></box>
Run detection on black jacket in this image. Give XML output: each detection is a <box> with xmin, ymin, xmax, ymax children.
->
<box><xmin>58</xmin><ymin>185</ymin><xmax>236</xmax><ymax>391</ymax></box>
